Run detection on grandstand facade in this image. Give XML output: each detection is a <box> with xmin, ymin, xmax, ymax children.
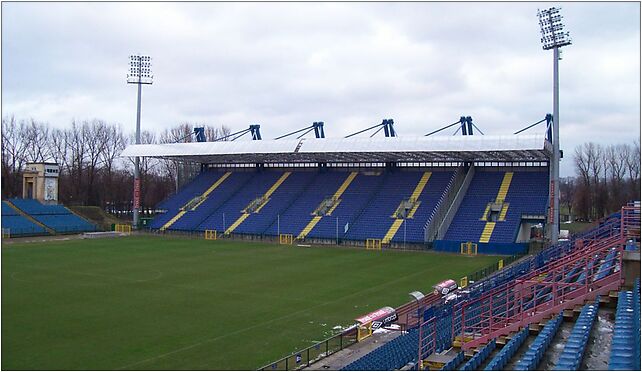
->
<box><xmin>124</xmin><ymin>133</ymin><xmax>551</xmax><ymax>255</ymax></box>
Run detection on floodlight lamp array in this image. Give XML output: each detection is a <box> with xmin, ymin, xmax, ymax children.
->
<box><xmin>127</xmin><ymin>55</ymin><xmax>153</xmax><ymax>84</ymax></box>
<box><xmin>538</xmin><ymin>7</ymin><xmax>571</xmax><ymax>50</ymax></box>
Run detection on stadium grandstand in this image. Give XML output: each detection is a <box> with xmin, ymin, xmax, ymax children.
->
<box><xmin>262</xmin><ymin>203</ymin><xmax>639</xmax><ymax>371</ymax></box>
<box><xmin>123</xmin><ymin>120</ymin><xmax>552</xmax><ymax>256</ymax></box>
<box><xmin>1</xmin><ymin>198</ymin><xmax>97</xmax><ymax>237</ymax></box>
<box><xmin>122</xmin><ymin>119</ymin><xmax>639</xmax><ymax>371</ymax></box>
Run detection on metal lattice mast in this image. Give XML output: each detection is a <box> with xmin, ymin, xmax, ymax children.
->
<box><xmin>538</xmin><ymin>7</ymin><xmax>571</xmax><ymax>244</ymax></box>
<box><xmin>127</xmin><ymin>55</ymin><xmax>153</xmax><ymax>228</ymax></box>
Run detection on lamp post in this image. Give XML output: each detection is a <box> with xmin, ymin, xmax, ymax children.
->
<box><xmin>127</xmin><ymin>55</ymin><xmax>153</xmax><ymax>229</ymax></box>
<box><xmin>538</xmin><ymin>8</ymin><xmax>571</xmax><ymax>244</ymax></box>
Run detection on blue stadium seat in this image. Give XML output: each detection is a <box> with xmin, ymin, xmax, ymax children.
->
<box><xmin>459</xmin><ymin>339</ymin><xmax>496</xmax><ymax>370</ymax></box>
<box><xmin>513</xmin><ymin>313</ymin><xmax>563</xmax><ymax>371</ymax></box>
<box><xmin>608</xmin><ymin>285</ymin><xmax>641</xmax><ymax>370</ymax></box>
<box><xmin>553</xmin><ymin>299</ymin><xmax>599</xmax><ymax>370</ymax></box>
<box><xmin>444</xmin><ymin>171</ymin><xmax>548</xmax><ymax>244</ymax></box>
<box><xmin>484</xmin><ymin>328</ymin><xmax>529</xmax><ymax>371</ymax></box>
<box><xmin>5</xmin><ymin>199</ymin><xmax>96</xmax><ymax>234</ymax></box>
<box><xmin>340</xmin><ymin>329</ymin><xmax>419</xmax><ymax>371</ymax></box>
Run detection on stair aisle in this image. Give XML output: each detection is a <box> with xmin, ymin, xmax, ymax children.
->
<box><xmin>479</xmin><ymin>172</ymin><xmax>513</xmax><ymax>243</ymax></box>
<box><xmin>443</xmin><ymin>171</ymin><xmax>504</xmax><ymax>242</ymax></box>
<box><xmin>225</xmin><ymin>172</ymin><xmax>291</xmax><ymax>235</ymax></box>
<box><xmin>297</xmin><ymin>172</ymin><xmax>357</xmax><ymax>239</ymax></box>
<box><xmin>263</xmin><ymin>172</ymin><xmax>348</xmax><ymax>237</ymax></box>
<box><xmin>344</xmin><ymin>171</ymin><xmax>420</xmax><ymax>242</ymax></box>
<box><xmin>151</xmin><ymin>171</ymin><xmax>224</xmax><ymax>229</ymax></box>
<box><xmin>513</xmin><ymin>313</ymin><xmax>563</xmax><ymax>370</ymax></box>
<box><xmin>171</xmin><ymin>171</ymin><xmax>254</xmax><ymax>231</ymax></box>
<box><xmin>553</xmin><ymin>299</ymin><xmax>600</xmax><ymax>370</ymax></box>
<box><xmin>197</xmin><ymin>171</ymin><xmax>282</xmax><ymax>233</ymax></box>
<box><xmin>307</xmin><ymin>172</ymin><xmax>385</xmax><ymax>240</ymax></box>
<box><xmin>234</xmin><ymin>172</ymin><xmax>315</xmax><ymax>235</ymax></box>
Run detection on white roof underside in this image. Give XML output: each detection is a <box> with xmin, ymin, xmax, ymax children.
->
<box><xmin>120</xmin><ymin>134</ymin><xmax>552</xmax><ymax>164</ymax></box>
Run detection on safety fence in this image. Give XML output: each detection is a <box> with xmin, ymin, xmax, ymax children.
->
<box><xmin>258</xmin><ymin>327</ymin><xmax>358</xmax><ymax>371</ymax></box>
<box><xmin>463</xmin><ymin>254</ymin><xmax>522</xmax><ymax>284</ymax></box>
<box><xmin>418</xmin><ymin>203</ymin><xmax>640</xmax><ymax>362</ymax></box>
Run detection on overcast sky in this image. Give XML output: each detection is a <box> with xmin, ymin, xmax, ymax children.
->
<box><xmin>2</xmin><ymin>2</ymin><xmax>640</xmax><ymax>176</ymax></box>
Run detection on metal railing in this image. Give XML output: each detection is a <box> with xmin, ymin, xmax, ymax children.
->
<box><xmin>434</xmin><ymin>165</ymin><xmax>475</xmax><ymax>241</ymax></box>
<box><xmin>424</xmin><ymin>167</ymin><xmax>465</xmax><ymax>242</ymax></box>
<box><xmin>258</xmin><ymin>327</ymin><xmax>358</xmax><ymax>371</ymax></box>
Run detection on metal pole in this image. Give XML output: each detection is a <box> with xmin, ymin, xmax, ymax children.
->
<box><xmin>133</xmin><ymin>75</ymin><xmax>142</xmax><ymax>228</ymax></box>
<box><xmin>551</xmin><ymin>46</ymin><xmax>560</xmax><ymax>244</ymax></box>
<box><xmin>336</xmin><ymin>217</ymin><xmax>339</xmax><ymax>245</ymax></box>
<box><xmin>223</xmin><ymin>213</ymin><xmax>226</xmax><ymax>232</ymax></box>
<box><xmin>404</xmin><ymin>218</ymin><xmax>407</xmax><ymax>249</ymax></box>
<box><xmin>277</xmin><ymin>214</ymin><xmax>280</xmax><ymax>237</ymax></box>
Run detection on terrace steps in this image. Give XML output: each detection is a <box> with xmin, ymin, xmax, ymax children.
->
<box><xmin>161</xmin><ymin>171</ymin><xmax>232</xmax><ymax>230</ymax></box>
<box><xmin>4</xmin><ymin>200</ymin><xmax>54</xmax><ymax>235</ymax></box>
<box><xmin>382</xmin><ymin>219</ymin><xmax>404</xmax><ymax>244</ymax></box>
<box><xmin>225</xmin><ymin>172</ymin><xmax>291</xmax><ymax>235</ymax></box>
<box><xmin>296</xmin><ymin>172</ymin><xmax>357</xmax><ymax>240</ymax></box>
<box><xmin>478</xmin><ymin>172</ymin><xmax>513</xmax><ymax>243</ymax></box>
<box><xmin>479</xmin><ymin>222</ymin><xmax>496</xmax><ymax>243</ymax></box>
<box><xmin>160</xmin><ymin>211</ymin><xmax>187</xmax><ymax>231</ymax></box>
<box><xmin>381</xmin><ymin>172</ymin><xmax>431</xmax><ymax>244</ymax></box>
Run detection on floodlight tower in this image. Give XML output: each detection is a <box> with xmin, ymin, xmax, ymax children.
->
<box><xmin>538</xmin><ymin>8</ymin><xmax>571</xmax><ymax>244</ymax></box>
<box><xmin>127</xmin><ymin>55</ymin><xmax>153</xmax><ymax>228</ymax></box>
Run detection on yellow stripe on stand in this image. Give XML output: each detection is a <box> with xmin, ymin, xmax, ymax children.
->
<box><xmin>254</xmin><ymin>172</ymin><xmax>292</xmax><ymax>213</ymax></box>
<box><xmin>192</xmin><ymin>172</ymin><xmax>232</xmax><ymax>210</ymax></box>
<box><xmin>496</xmin><ymin>172</ymin><xmax>513</xmax><ymax>203</ymax></box>
<box><xmin>297</xmin><ymin>172</ymin><xmax>358</xmax><ymax>239</ymax></box>
<box><xmin>225</xmin><ymin>213</ymin><xmax>249</xmax><ymax>235</ymax></box>
<box><xmin>297</xmin><ymin>216</ymin><xmax>323</xmax><ymax>240</ymax></box>
<box><xmin>410</xmin><ymin>172</ymin><xmax>432</xmax><ymax>200</ymax></box>
<box><xmin>479</xmin><ymin>222</ymin><xmax>496</xmax><ymax>243</ymax></box>
<box><xmin>227</xmin><ymin>172</ymin><xmax>292</xmax><ymax>234</ymax></box>
<box><xmin>382</xmin><ymin>219</ymin><xmax>404</xmax><ymax>244</ymax></box>
<box><xmin>478</xmin><ymin>172</ymin><xmax>514</xmax><ymax>242</ymax></box>
<box><xmin>160</xmin><ymin>210</ymin><xmax>186</xmax><ymax>231</ymax></box>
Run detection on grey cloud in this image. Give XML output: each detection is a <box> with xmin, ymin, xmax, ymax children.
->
<box><xmin>2</xmin><ymin>2</ymin><xmax>639</xmax><ymax>177</ymax></box>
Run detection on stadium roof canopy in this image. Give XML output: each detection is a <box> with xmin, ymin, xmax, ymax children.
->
<box><xmin>120</xmin><ymin>134</ymin><xmax>552</xmax><ymax>164</ymax></box>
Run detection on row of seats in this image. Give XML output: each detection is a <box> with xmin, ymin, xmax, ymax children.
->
<box><xmin>340</xmin><ymin>329</ymin><xmax>418</xmax><ymax>371</ymax></box>
<box><xmin>459</xmin><ymin>339</ymin><xmax>495</xmax><ymax>371</ymax></box>
<box><xmin>484</xmin><ymin>327</ymin><xmax>529</xmax><ymax>371</ymax></box>
<box><xmin>9</xmin><ymin>198</ymin><xmax>70</xmax><ymax>215</ymax></box>
<box><xmin>1</xmin><ymin>214</ymin><xmax>48</xmax><ymax>236</ymax></box>
<box><xmin>1</xmin><ymin>200</ymin><xmax>96</xmax><ymax>235</ymax></box>
<box><xmin>2</xmin><ymin>201</ymin><xmax>47</xmax><ymax>236</ymax></box>
<box><xmin>608</xmin><ymin>282</ymin><xmax>641</xmax><ymax>370</ymax></box>
<box><xmin>493</xmin><ymin>173</ymin><xmax>548</xmax><ymax>243</ymax></box>
<box><xmin>34</xmin><ymin>214</ymin><xmax>96</xmax><ymax>233</ymax></box>
<box><xmin>2</xmin><ymin>202</ymin><xmax>18</xmax><ymax>215</ymax></box>
<box><xmin>595</xmin><ymin>248</ymin><xmax>618</xmax><ymax>281</ymax></box>
<box><xmin>444</xmin><ymin>171</ymin><xmax>548</xmax><ymax>243</ymax></box>
<box><xmin>554</xmin><ymin>299</ymin><xmax>599</xmax><ymax>370</ymax></box>
<box><xmin>419</xmin><ymin>208</ymin><xmax>633</xmax><ymax>372</ymax></box>
<box><xmin>152</xmin><ymin>170</ymin><xmax>456</xmax><ymax>243</ymax></box>
<box><xmin>440</xmin><ymin>351</ymin><xmax>464</xmax><ymax>371</ymax></box>
<box><xmin>513</xmin><ymin>313</ymin><xmax>563</xmax><ymax>370</ymax></box>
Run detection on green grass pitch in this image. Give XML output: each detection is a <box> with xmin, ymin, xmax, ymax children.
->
<box><xmin>2</xmin><ymin>236</ymin><xmax>502</xmax><ymax>370</ymax></box>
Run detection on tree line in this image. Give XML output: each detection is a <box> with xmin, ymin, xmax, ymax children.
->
<box><xmin>1</xmin><ymin>116</ymin><xmax>229</xmax><ymax>217</ymax></box>
<box><xmin>561</xmin><ymin>141</ymin><xmax>640</xmax><ymax>221</ymax></box>
<box><xmin>1</xmin><ymin>115</ymin><xmax>639</xmax><ymax>221</ymax></box>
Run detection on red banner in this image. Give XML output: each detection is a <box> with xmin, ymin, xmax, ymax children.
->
<box><xmin>133</xmin><ymin>178</ymin><xmax>141</xmax><ymax>209</ymax></box>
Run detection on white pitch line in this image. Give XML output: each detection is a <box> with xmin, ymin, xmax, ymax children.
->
<box><xmin>115</xmin><ymin>264</ymin><xmax>437</xmax><ymax>370</ymax></box>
